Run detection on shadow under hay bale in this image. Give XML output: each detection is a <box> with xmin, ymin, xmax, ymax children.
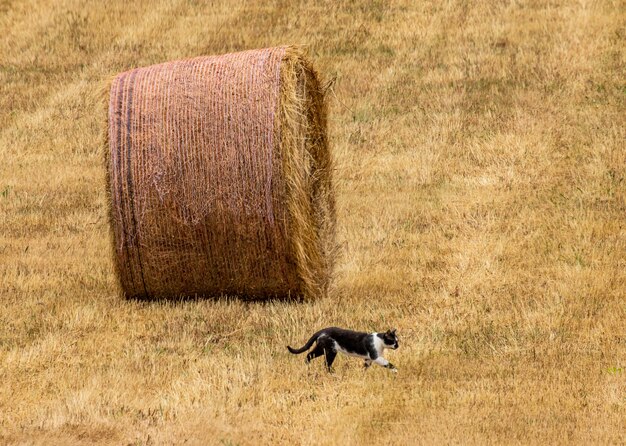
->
<box><xmin>104</xmin><ymin>46</ymin><xmax>335</xmax><ymax>300</ymax></box>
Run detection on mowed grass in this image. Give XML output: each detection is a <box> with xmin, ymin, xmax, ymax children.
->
<box><xmin>1</xmin><ymin>0</ymin><xmax>625</xmax><ymax>444</ymax></box>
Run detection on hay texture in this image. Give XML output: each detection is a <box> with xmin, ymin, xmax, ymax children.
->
<box><xmin>105</xmin><ymin>47</ymin><xmax>335</xmax><ymax>300</ymax></box>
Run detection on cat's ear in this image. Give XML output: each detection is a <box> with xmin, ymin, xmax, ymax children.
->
<box><xmin>390</xmin><ymin>328</ymin><xmax>397</xmax><ymax>335</ymax></box>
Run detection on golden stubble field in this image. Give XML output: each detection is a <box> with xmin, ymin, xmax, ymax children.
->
<box><xmin>1</xmin><ymin>0</ymin><xmax>625</xmax><ymax>444</ymax></box>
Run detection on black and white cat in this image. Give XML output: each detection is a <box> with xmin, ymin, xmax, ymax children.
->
<box><xmin>287</xmin><ymin>327</ymin><xmax>399</xmax><ymax>372</ymax></box>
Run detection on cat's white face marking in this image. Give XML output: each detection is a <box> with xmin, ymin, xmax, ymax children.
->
<box><xmin>381</xmin><ymin>330</ymin><xmax>399</xmax><ymax>350</ymax></box>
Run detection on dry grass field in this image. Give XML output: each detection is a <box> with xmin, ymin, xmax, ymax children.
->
<box><xmin>1</xmin><ymin>0</ymin><xmax>625</xmax><ymax>444</ymax></box>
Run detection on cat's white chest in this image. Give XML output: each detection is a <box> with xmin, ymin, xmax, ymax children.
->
<box><xmin>372</xmin><ymin>334</ymin><xmax>385</xmax><ymax>356</ymax></box>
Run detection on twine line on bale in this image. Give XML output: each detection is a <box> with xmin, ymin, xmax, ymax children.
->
<box><xmin>103</xmin><ymin>46</ymin><xmax>335</xmax><ymax>300</ymax></box>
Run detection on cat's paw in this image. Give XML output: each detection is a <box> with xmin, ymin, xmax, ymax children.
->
<box><xmin>386</xmin><ymin>363</ymin><xmax>398</xmax><ymax>373</ymax></box>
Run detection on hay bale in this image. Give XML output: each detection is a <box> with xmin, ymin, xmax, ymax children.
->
<box><xmin>104</xmin><ymin>46</ymin><xmax>335</xmax><ymax>300</ymax></box>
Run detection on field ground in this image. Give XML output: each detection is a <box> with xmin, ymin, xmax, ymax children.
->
<box><xmin>1</xmin><ymin>0</ymin><xmax>625</xmax><ymax>444</ymax></box>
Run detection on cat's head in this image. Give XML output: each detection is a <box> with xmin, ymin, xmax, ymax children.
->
<box><xmin>383</xmin><ymin>329</ymin><xmax>399</xmax><ymax>349</ymax></box>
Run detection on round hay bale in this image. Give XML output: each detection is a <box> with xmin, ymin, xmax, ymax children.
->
<box><xmin>104</xmin><ymin>46</ymin><xmax>335</xmax><ymax>300</ymax></box>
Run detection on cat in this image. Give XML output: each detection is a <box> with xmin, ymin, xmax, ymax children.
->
<box><xmin>287</xmin><ymin>327</ymin><xmax>399</xmax><ymax>372</ymax></box>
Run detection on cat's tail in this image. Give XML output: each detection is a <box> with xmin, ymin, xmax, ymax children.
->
<box><xmin>287</xmin><ymin>329</ymin><xmax>325</xmax><ymax>354</ymax></box>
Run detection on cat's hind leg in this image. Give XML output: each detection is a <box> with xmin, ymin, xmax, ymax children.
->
<box><xmin>306</xmin><ymin>343</ymin><xmax>324</xmax><ymax>363</ymax></box>
<box><xmin>315</xmin><ymin>337</ymin><xmax>337</xmax><ymax>372</ymax></box>
<box><xmin>324</xmin><ymin>348</ymin><xmax>337</xmax><ymax>372</ymax></box>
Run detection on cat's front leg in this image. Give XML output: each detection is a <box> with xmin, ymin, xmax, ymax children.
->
<box><xmin>373</xmin><ymin>357</ymin><xmax>398</xmax><ymax>373</ymax></box>
<box><xmin>364</xmin><ymin>359</ymin><xmax>372</xmax><ymax>369</ymax></box>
